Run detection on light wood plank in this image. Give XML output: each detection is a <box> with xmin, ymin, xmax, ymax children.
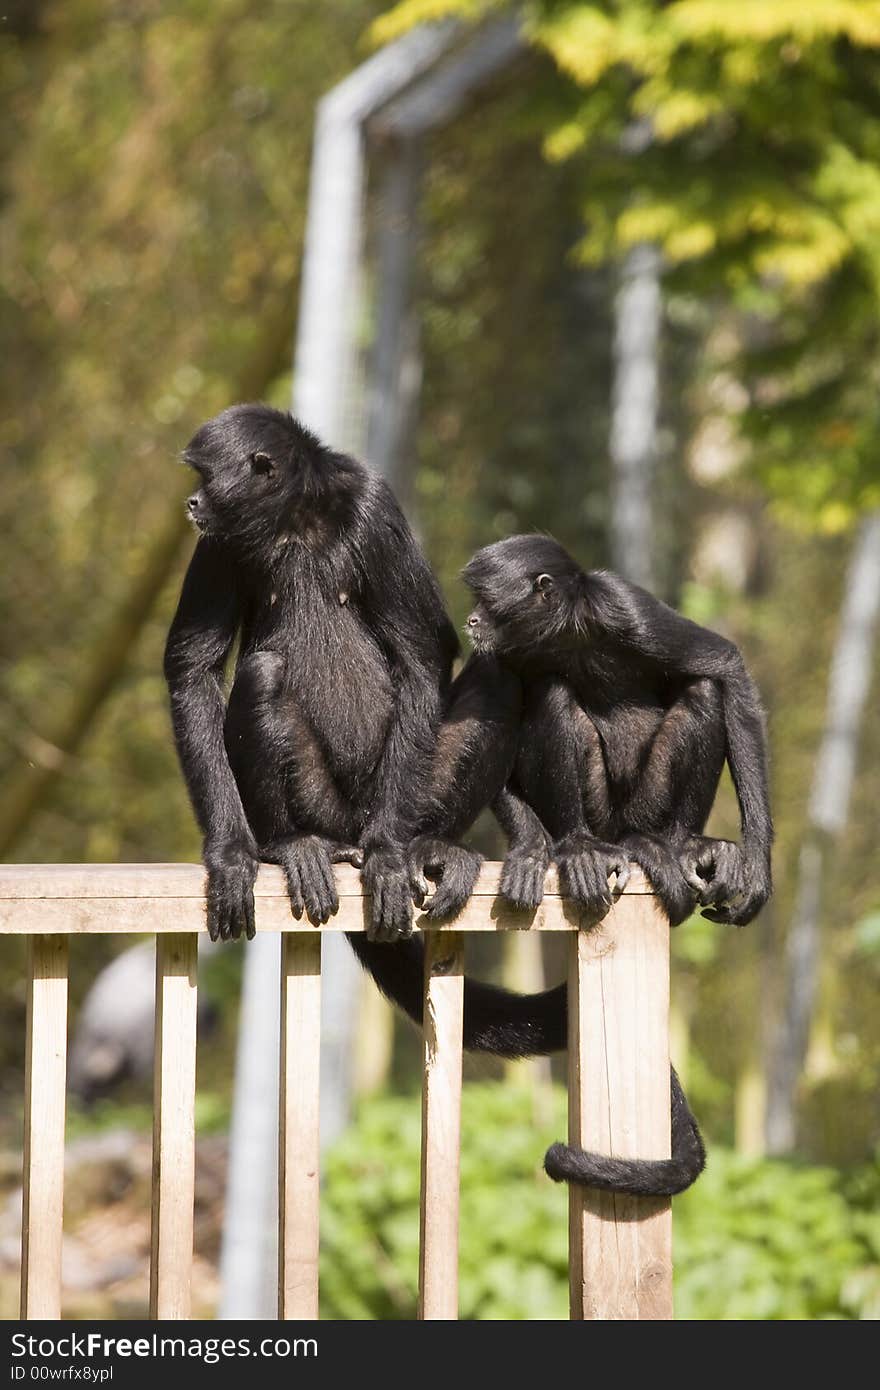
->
<box><xmin>418</xmin><ymin>931</ymin><xmax>464</xmax><ymax>1320</ymax></box>
<box><xmin>150</xmin><ymin>934</ymin><xmax>198</xmax><ymax>1320</ymax></box>
<box><xmin>0</xmin><ymin>861</ymin><xmax>651</xmax><ymax>901</ymax></box>
<box><xmin>20</xmin><ymin>935</ymin><xmax>68</xmax><ymax>1319</ymax></box>
<box><xmin>568</xmin><ymin>895</ymin><xmax>673</xmax><ymax>1321</ymax></box>
<box><xmin>0</xmin><ymin>863</ymin><xmax>651</xmax><ymax>935</ymax></box>
<box><xmin>278</xmin><ymin>933</ymin><xmax>322</xmax><ymax>1320</ymax></box>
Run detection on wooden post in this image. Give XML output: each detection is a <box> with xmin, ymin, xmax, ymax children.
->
<box><xmin>278</xmin><ymin>933</ymin><xmax>322</xmax><ymax>1319</ymax></box>
<box><xmin>21</xmin><ymin>935</ymin><xmax>68</xmax><ymax>1319</ymax></box>
<box><xmin>150</xmin><ymin>933</ymin><xmax>198</xmax><ymax>1320</ymax></box>
<box><xmin>418</xmin><ymin>931</ymin><xmax>464</xmax><ymax>1320</ymax></box>
<box><xmin>568</xmin><ymin>896</ymin><xmax>673</xmax><ymax>1320</ymax></box>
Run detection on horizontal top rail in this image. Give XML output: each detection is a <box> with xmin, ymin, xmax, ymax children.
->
<box><xmin>0</xmin><ymin>862</ymin><xmax>652</xmax><ymax>934</ymax></box>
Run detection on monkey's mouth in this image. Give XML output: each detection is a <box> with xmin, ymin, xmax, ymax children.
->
<box><xmin>464</xmin><ymin>624</ymin><xmax>495</xmax><ymax>654</ymax></box>
<box><xmin>185</xmin><ymin>506</ymin><xmax>212</xmax><ymax>536</ymax></box>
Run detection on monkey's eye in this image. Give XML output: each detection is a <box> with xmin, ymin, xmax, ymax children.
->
<box><xmin>249</xmin><ymin>452</ymin><xmax>274</xmax><ymax>476</ymax></box>
<box><xmin>534</xmin><ymin>573</ymin><xmax>554</xmax><ymax>596</ymax></box>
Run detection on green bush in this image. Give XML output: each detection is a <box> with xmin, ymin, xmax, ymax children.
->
<box><xmin>320</xmin><ymin>1084</ymin><xmax>880</xmax><ymax>1320</ymax></box>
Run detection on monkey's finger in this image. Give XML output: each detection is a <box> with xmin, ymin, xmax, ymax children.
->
<box><xmin>320</xmin><ymin>855</ymin><xmax>339</xmax><ymax>918</ymax></box>
<box><xmin>524</xmin><ymin>865</ymin><xmax>546</xmax><ymax>910</ymax></box>
<box><xmin>609</xmin><ymin>861</ymin><xmax>630</xmax><ymax>898</ymax></box>
<box><xmin>562</xmin><ymin>857</ymin><xmax>586</xmax><ymax>902</ymax></box>
<box><xmin>369</xmin><ymin>880</ymin><xmax>387</xmax><ymax>940</ymax></box>
<box><xmin>244</xmin><ymin>886</ymin><xmax>256</xmax><ymax>941</ymax></box>
<box><xmin>284</xmin><ymin>868</ymin><xmax>305</xmax><ymax>920</ymax></box>
<box><xmin>724</xmin><ymin>896</ymin><xmax>761</xmax><ymax>927</ymax></box>
<box><xmin>331</xmin><ymin>845</ymin><xmax>363</xmax><ymax>869</ymax></box>
<box><xmin>410</xmin><ymin>868</ymin><xmax>430</xmax><ymax>909</ymax></box>
<box><xmin>206</xmin><ymin>887</ymin><xmax>221</xmax><ymax>942</ymax></box>
<box><xmin>217</xmin><ymin>897</ymin><xmax>234</xmax><ymax>942</ymax></box>
<box><xmin>391</xmin><ymin>886</ymin><xmax>414</xmax><ymax>938</ymax></box>
<box><xmin>701</xmin><ymin>906</ymin><xmax>733</xmax><ymax>924</ymax></box>
<box><xmin>424</xmin><ymin>881</ymin><xmax>461</xmax><ymax>919</ymax></box>
<box><xmin>682</xmin><ymin>864</ymin><xmax>709</xmax><ymax>896</ymax></box>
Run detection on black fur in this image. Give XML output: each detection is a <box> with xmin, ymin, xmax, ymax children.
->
<box><xmin>388</xmin><ymin>535</ymin><xmax>771</xmax><ymax>1196</ymax></box>
<box><xmin>544</xmin><ymin>1069</ymin><xmax>706</xmax><ymax>1197</ymax></box>
<box><xmin>164</xmin><ymin>404</ymin><xmax>459</xmax><ymax>944</ymax></box>
<box><xmin>457</xmin><ymin>534</ymin><xmax>772</xmax><ymax>1192</ymax></box>
<box><xmin>463</xmin><ymin>534</ymin><xmax>773</xmax><ymax>929</ymax></box>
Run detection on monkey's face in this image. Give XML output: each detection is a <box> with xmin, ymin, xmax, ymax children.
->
<box><xmin>464</xmin><ymin>603</ymin><xmax>496</xmax><ymax>654</ymax></box>
<box><xmin>463</xmin><ymin>535</ymin><xmax>586</xmax><ymax>663</ymax></box>
<box><xmin>181</xmin><ymin>404</ymin><xmax>322</xmax><ymax>546</ymax></box>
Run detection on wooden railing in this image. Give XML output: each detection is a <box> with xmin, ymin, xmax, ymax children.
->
<box><xmin>0</xmin><ymin>862</ymin><xmax>672</xmax><ymax>1321</ymax></box>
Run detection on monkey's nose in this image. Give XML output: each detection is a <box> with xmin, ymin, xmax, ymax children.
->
<box><xmin>187</xmin><ymin>495</ymin><xmax>200</xmax><ymax>514</ymax></box>
<box><xmin>466</xmin><ymin>613</ymin><xmax>480</xmax><ymax>628</ymax></box>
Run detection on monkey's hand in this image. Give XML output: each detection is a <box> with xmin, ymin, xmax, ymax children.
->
<box><xmin>265</xmin><ymin>834</ymin><xmax>339</xmax><ymax>926</ymax></box>
<box><xmin>362</xmin><ymin>846</ymin><xmax>414</xmax><ymax>942</ymax></box>
<box><xmin>618</xmin><ymin>833</ymin><xmax>696</xmax><ymax>927</ymax></box>
<box><xmin>204</xmin><ymin>836</ymin><xmax>259</xmax><ymax>942</ymax></box>
<box><xmin>680</xmin><ymin>836</ymin><xmax>771</xmax><ymax>926</ymax></box>
<box><xmin>409</xmin><ymin>836</ymin><xmax>482</xmax><ymax>920</ymax></box>
<box><xmin>555</xmin><ymin>832</ymin><xmax>630</xmax><ymax>924</ymax></box>
<box><xmin>500</xmin><ymin>843</ymin><xmax>550</xmax><ymax>912</ymax></box>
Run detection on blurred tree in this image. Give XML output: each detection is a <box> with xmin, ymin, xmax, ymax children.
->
<box><xmin>379</xmin><ymin>0</ymin><xmax>880</xmax><ymax>526</ymax></box>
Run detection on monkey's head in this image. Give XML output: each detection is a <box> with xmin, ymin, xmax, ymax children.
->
<box><xmin>463</xmin><ymin>535</ymin><xmax>589</xmax><ymax>661</ymax></box>
<box><xmin>181</xmin><ymin>404</ymin><xmax>339</xmax><ymax>548</ymax></box>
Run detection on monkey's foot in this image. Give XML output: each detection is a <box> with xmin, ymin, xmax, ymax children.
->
<box><xmin>267</xmin><ymin>834</ymin><xmax>339</xmax><ymax>926</ymax></box>
<box><xmin>362</xmin><ymin>848</ymin><xmax>415</xmax><ymax>941</ymax></box>
<box><xmin>618</xmin><ymin>833</ymin><xmax>695</xmax><ymax>927</ymax></box>
<box><xmin>499</xmin><ymin>845</ymin><xmax>549</xmax><ymax>912</ymax></box>
<box><xmin>555</xmin><ymin>833</ymin><xmax>629</xmax><ymax>923</ymax></box>
<box><xmin>409</xmin><ymin>836</ymin><xmax>482</xmax><ymax>920</ymax></box>
<box><xmin>204</xmin><ymin>837</ymin><xmax>259</xmax><ymax>942</ymax></box>
<box><xmin>679</xmin><ymin>836</ymin><xmax>770</xmax><ymax>926</ymax></box>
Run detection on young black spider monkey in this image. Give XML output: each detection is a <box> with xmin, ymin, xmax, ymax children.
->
<box><xmin>407</xmin><ymin>532</ymin><xmax>771</xmax><ymax>1193</ymax></box>
<box><xmin>462</xmin><ymin>534</ymin><xmax>773</xmax><ymax>930</ymax></box>
<box><xmin>385</xmin><ymin>534</ymin><xmax>772</xmax><ymax>1196</ymax></box>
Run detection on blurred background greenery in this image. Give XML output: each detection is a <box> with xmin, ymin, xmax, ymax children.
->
<box><xmin>1</xmin><ymin>0</ymin><xmax>879</xmax><ymax>1320</ymax></box>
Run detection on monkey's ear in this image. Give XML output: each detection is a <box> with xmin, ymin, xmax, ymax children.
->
<box><xmin>249</xmin><ymin>451</ymin><xmax>274</xmax><ymax>476</ymax></box>
<box><xmin>534</xmin><ymin>573</ymin><xmax>554</xmax><ymax>596</ymax></box>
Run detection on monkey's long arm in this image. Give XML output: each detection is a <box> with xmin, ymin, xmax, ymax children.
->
<box><xmin>350</xmin><ymin>479</ymin><xmax>459</xmax><ymax>938</ymax></box>
<box><xmin>163</xmin><ymin>539</ymin><xmax>256</xmax><ymax>939</ymax></box>
<box><xmin>589</xmin><ymin>572</ymin><xmax>773</xmax><ymax>923</ymax></box>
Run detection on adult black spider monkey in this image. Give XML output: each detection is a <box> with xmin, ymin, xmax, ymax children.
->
<box><xmin>164</xmin><ymin>402</ymin><xmax>471</xmax><ymax>946</ymax></box>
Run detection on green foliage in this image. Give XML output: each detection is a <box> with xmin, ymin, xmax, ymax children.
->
<box><xmin>380</xmin><ymin>0</ymin><xmax>880</xmax><ymax>527</ymax></box>
<box><xmin>321</xmin><ymin>1084</ymin><xmax>569</xmax><ymax>1318</ymax></box>
<box><xmin>675</xmin><ymin>1148</ymin><xmax>879</xmax><ymax>1319</ymax></box>
<box><xmin>320</xmin><ymin>1084</ymin><xmax>880</xmax><ymax>1319</ymax></box>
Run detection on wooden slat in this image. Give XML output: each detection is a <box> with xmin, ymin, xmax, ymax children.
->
<box><xmin>0</xmin><ymin>861</ymin><xmax>645</xmax><ymax>917</ymax></box>
<box><xmin>418</xmin><ymin>931</ymin><xmax>464</xmax><ymax>1320</ymax></box>
<box><xmin>150</xmin><ymin>934</ymin><xmax>198</xmax><ymax>1320</ymax></box>
<box><xmin>0</xmin><ymin>863</ymin><xmax>651</xmax><ymax>935</ymax></box>
<box><xmin>21</xmin><ymin>935</ymin><xmax>68</xmax><ymax>1319</ymax></box>
<box><xmin>568</xmin><ymin>895</ymin><xmax>673</xmax><ymax>1320</ymax></box>
<box><xmin>278</xmin><ymin>933</ymin><xmax>322</xmax><ymax>1320</ymax></box>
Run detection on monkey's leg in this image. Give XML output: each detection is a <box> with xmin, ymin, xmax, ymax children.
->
<box><xmin>410</xmin><ymin>654</ymin><xmax>522</xmax><ymax>918</ymax></box>
<box><xmin>225</xmin><ymin>651</ymin><xmax>357</xmax><ymax>926</ymax></box>
<box><xmin>619</xmin><ymin>677</ymin><xmax>727</xmax><ymax>925</ymax></box>
<box><xmin>514</xmin><ymin>680</ymin><xmax>628</xmax><ymax>921</ymax></box>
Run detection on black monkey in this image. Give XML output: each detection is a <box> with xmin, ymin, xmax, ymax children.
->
<box><xmin>164</xmin><ymin>403</ymin><xmax>464</xmax><ymax>945</ymax></box>
<box><xmin>461</xmin><ymin>534</ymin><xmax>773</xmax><ymax>930</ymax></box>
<box><xmin>369</xmin><ymin>536</ymin><xmax>772</xmax><ymax>1194</ymax></box>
